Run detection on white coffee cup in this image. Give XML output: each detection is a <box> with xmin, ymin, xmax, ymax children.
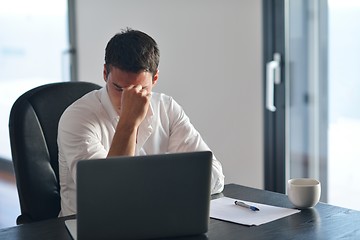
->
<box><xmin>287</xmin><ymin>178</ymin><xmax>321</xmax><ymax>209</ymax></box>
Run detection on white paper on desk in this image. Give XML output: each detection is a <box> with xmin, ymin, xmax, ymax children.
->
<box><xmin>210</xmin><ymin>197</ymin><xmax>300</xmax><ymax>226</ymax></box>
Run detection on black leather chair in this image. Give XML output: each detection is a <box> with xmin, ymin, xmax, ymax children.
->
<box><xmin>9</xmin><ymin>81</ymin><xmax>101</xmax><ymax>224</ymax></box>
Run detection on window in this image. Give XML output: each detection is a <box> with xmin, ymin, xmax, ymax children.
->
<box><xmin>264</xmin><ymin>0</ymin><xmax>360</xmax><ymax>210</ymax></box>
<box><xmin>0</xmin><ymin>0</ymin><xmax>70</xmax><ymax>160</ymax></box>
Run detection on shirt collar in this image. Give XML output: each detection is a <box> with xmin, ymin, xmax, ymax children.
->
<box><xmin>100</xmin><ymin>87</ymin><xmax>119</xmax><ymax>121</ymax></box>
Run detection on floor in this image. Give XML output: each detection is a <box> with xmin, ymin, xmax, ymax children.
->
<box><xmin>0</xmin><ymin>166</ymin><xmax>20</xmax><ymax>229</ymax></box>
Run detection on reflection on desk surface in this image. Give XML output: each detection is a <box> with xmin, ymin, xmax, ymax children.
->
<box><xmin>1</xmin><ymin>184</ymin><xmax>360</xmax><ymax>240</ymax></box>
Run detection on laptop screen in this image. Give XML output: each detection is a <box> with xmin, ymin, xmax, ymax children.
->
<box><xmin>75</xmin><ymin>151</ymin><xmax>212</xmax><ymax>240</ymax></box>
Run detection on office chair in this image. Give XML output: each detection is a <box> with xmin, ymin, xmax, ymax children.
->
<box><xmin>9</xmin><ymin>81</ymin><xmax>101</xmax><ymax>224</ymax></box>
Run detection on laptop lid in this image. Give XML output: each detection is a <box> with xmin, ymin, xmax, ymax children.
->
<box><xmin>75</xmin><ymin>151</ymin><xmax>212</xmax><ymax>240</ymax></box>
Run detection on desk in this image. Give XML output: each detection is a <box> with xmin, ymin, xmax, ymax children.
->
<box><xmin>1</xmin><ymin>184</ymin><xmax>360</xmax><ymax>239</ymax></box>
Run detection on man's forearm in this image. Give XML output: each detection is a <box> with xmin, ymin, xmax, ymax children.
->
<box><xmin>107</xmin><ymin>121</ymin><xmax>138</xmax><ymax>157</ymax></box>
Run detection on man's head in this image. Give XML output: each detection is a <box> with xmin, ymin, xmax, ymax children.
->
<box><xmin>103</xmin><ymin>29</ymin><xmax>160</xmax><ymax>114</ymax></box>
<box><xmin>104</xmin><ymin>28</ymin><xmax>160</xmax><ymax>78</ymax></box>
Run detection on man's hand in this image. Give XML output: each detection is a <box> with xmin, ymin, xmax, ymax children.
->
<box><xmin>107</xmin><ymin>85</ymin><xmax>151</xmax><ymax>157</ymax></box>
<box><xmin>119</xmin><ymin>85</ymin><xmax>151</xmax><ymax>129</ymax></box>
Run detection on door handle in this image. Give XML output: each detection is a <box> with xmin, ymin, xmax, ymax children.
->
<box><xmin>266</xmin><ymin>53</ymin><xmax>281</xmax><ymax>112</ymax></box>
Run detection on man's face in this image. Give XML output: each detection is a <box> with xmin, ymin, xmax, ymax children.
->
<box><xmin>104</xmin><ymin>65</ymin><xmax>158</xmax><ymax>113</ymax></box>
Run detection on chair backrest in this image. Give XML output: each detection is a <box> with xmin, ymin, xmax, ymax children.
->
<box><xmin>9</xmin><ymin>81</ymin><xmax>101</xmax><ymax>224</ymax></box>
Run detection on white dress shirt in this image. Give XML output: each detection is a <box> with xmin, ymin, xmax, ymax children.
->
<box><xmin>58</xmin><ymin>87</ymin><xmax>224</xmax><ymax>216</ymax></box>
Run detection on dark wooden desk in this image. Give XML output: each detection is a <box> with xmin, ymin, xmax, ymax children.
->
<box><xmin>1</xmin><ymin>184</ymin><xmax>359</xmax><ymax>239</ymax></box>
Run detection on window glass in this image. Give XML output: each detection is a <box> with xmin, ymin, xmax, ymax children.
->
<box><xmin>0</xmin><ymin>0</ymin><xmax>69</xmax><ymax>160</ymax></box>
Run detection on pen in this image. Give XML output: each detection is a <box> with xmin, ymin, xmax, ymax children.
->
<box><xmin>234</xmin><ymin>201</ymin><xmax>260</xmax><ymax>211</ymax></box>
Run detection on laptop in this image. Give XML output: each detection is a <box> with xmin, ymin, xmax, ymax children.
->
<box><xmin>65</xmin><ymin>151</ymin><xmax>212</xmax><ymax>240</ymax></box>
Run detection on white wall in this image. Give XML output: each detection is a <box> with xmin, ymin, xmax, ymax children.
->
<box><xmin>75</xmin><ymin>0</ymin><xmax>264</xmax><ymax>189</ymax></box>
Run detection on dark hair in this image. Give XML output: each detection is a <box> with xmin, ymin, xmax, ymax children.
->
<box><xmin>104</xmin><ymin>28</ymin><xmax>160</xmax><ymax>77</ymax></box>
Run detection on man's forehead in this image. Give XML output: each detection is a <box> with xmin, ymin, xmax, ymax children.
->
<box><xmin>110</xmin><ymin>72</ymin><xmax>152</xmax><ymax>86</ymax></box>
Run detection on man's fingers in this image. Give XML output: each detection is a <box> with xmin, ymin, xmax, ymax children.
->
<box><xmin>134</xmin><ymin>85</ymin><xmax>142</xmax><ymax>92</ymax></box>
<box><xmin>123</xmin><ymin>85</ymin><xmax>150</xmax><ymax>97</ymax></box>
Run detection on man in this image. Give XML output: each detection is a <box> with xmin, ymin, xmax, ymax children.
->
<box><xmin>58</xmin><ymin>28</ymin><xmax>224</xmax><ymax>216</ymax></box>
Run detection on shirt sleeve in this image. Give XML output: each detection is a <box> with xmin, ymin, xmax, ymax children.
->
<box><xmin>58</xmin><ymin>107</ymin><xmax>108</xmax><ymax>183</ymax></box>
<box><xmin>167</xmin><ymin>98</ymin><xmax>225</xmax><ymax>194</ymax></box>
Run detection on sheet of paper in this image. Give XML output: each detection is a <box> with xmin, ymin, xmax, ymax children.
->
<box><xmin>65</xmin><ymin>219</ymin><xmax>77</xmax><ymax>240</ymax></box>
<box><xmin>210</xmin><ymin>197</ymin><xmax>300</xmax><ymax>226</ymax></box>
